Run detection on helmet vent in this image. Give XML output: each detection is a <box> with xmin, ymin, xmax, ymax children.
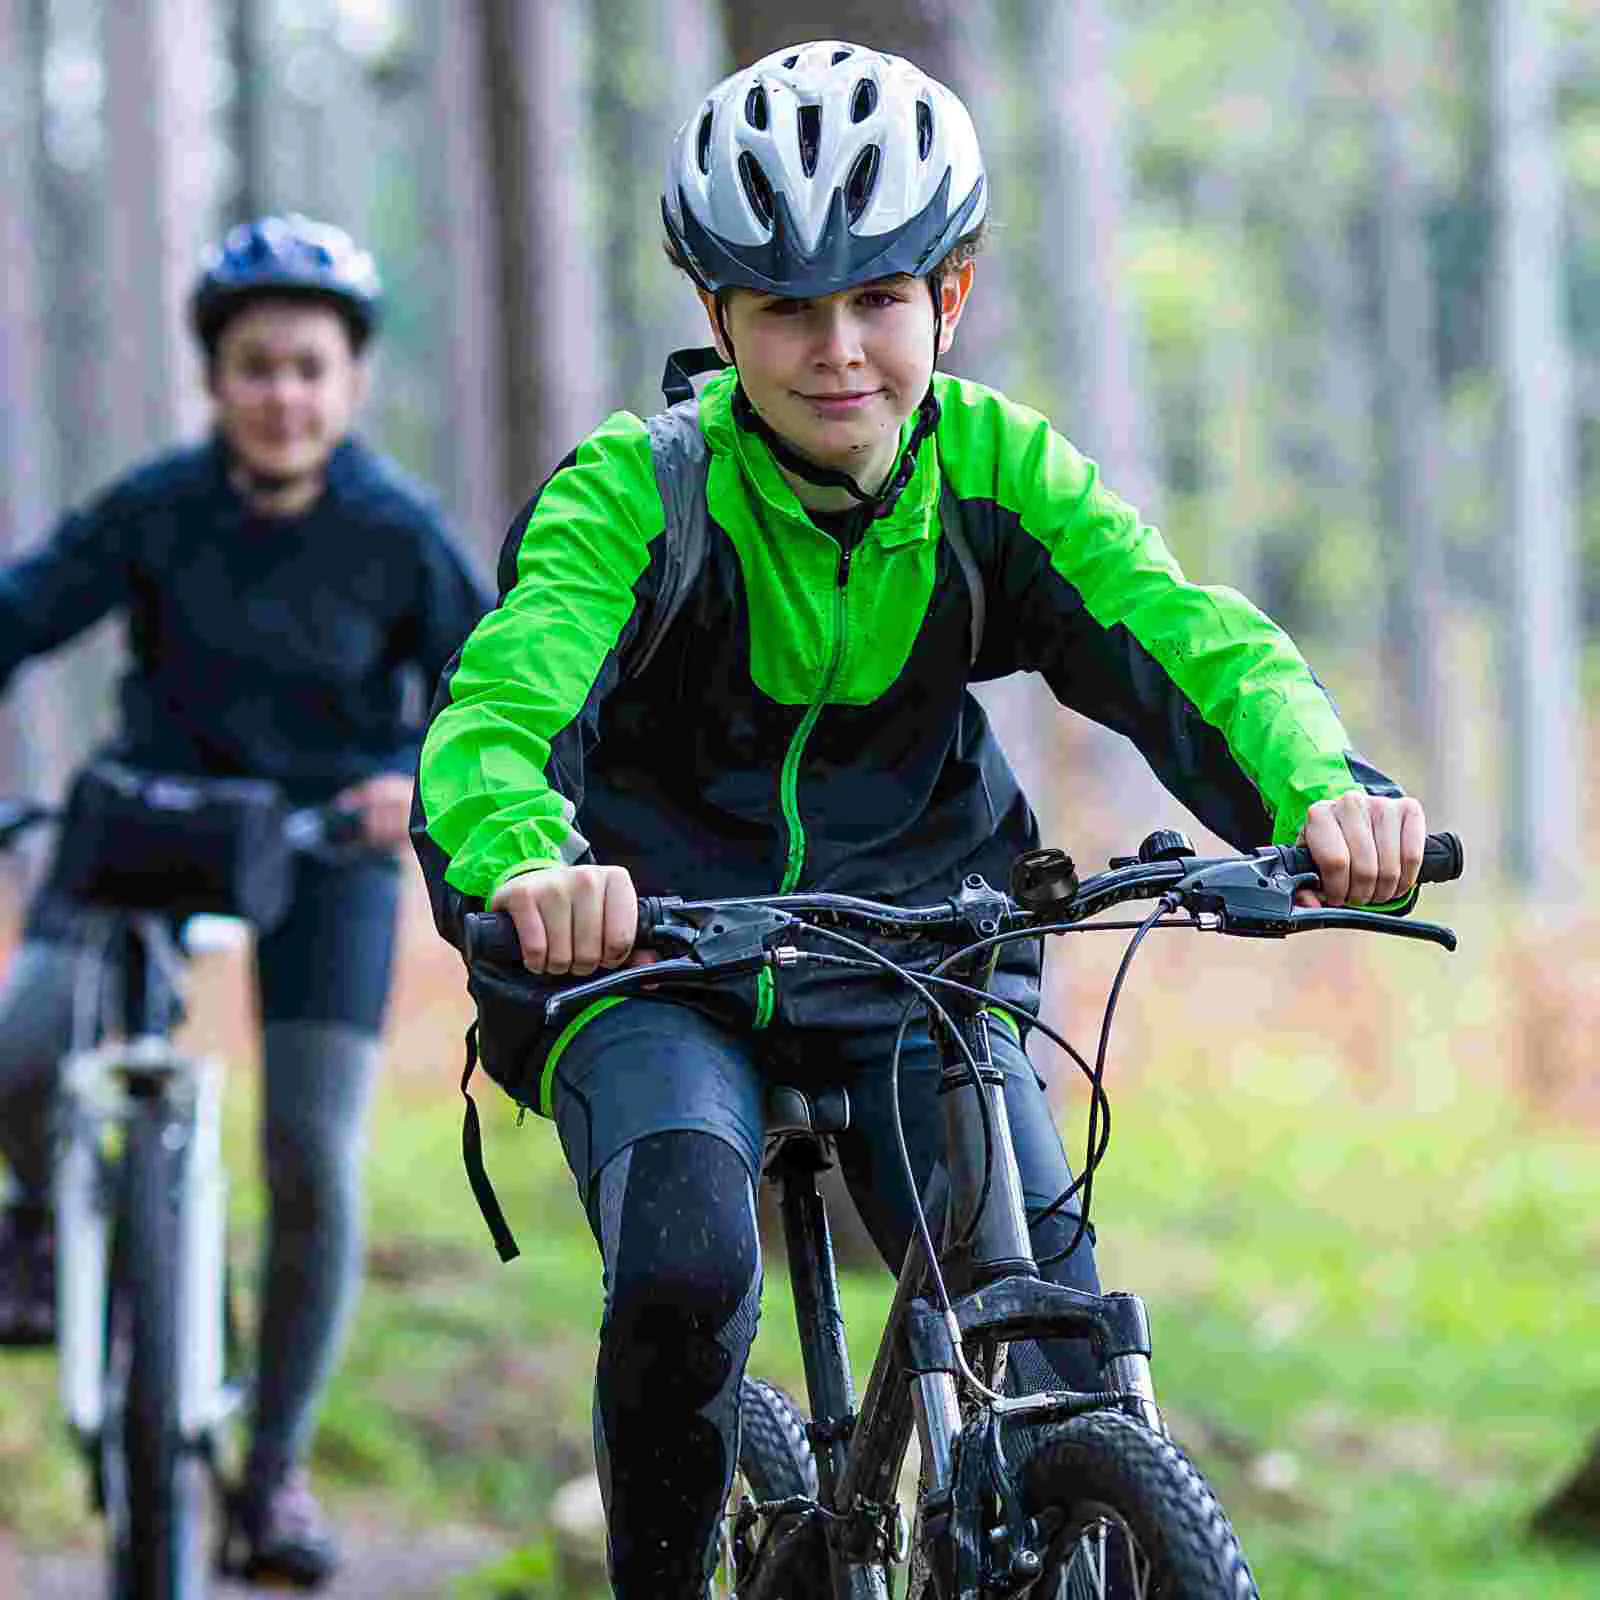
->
<box><xmin>744</xmin><ymin>86</ymin><xmax>769</xmax><ymax>130</ymax></box>
<box><xmin>916</xmin><ymin>100</ymin><xmax>934</xmax><ymax>161</ymax></box>
<box><xmin>797</xmin><ymin>104</ymin><xmax>822</xmax><ymax>176</ymax></box>
<box><xmin>845</xmin><ymin>144</ymin><xmax>881</xmax><ymax>223</ymax></box>
<box><xmin>850</xmin><ymin>79</ymin><xmax>877</xmax><ymax>123</ymax></box>
<box><xmin>783</xmin><ymin>52</ymin><xmax>799</xmax><ymax>68</ymax></box>
<box><xmin>696</xmin><ymin>110</ymin><xmax>714</xmax><ymax>173</ymax></box>
<box><xmin>831</xmin><ymin>47</ymin><xmax>853</xmax><ymax>64</ymax></box>
<box><xmin>738</xmin><ymin>151</ymin><xmax>776</xmax><ymax>227</ymax></box>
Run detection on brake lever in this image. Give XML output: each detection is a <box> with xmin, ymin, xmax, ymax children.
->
<box><xmin>1175</xmin><ymin>857</ymin><xmax>1457</xmax><ymax>950</ymax></box>
<box><xmin>542</xmin><ymin>902</ymin><xmax>798</xmax><ymax>1027</ymax></box>
<box><xmin>542</xmin><ymin>955</ymin><xmax>709</xmax><ymax>1026</ymax></box>
<box><xmin>1286</xmin><ymin>908</ymin><xmax>1457</xmax><ymax>951</ymax></box>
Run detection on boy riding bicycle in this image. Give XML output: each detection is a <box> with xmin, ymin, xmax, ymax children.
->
<box><xmin>0</xmin><ymin>214</ymin><xmax>489</xmax><ymax>1587</ymax></box>
<box><xmin>412</xmin><ymin>41</ymin><xmax>1426</xmax><ymax>1599</ymax></box>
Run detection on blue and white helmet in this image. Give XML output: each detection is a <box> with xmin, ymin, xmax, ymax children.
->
<box><xmin>190</xmin><ymin>213</ymin><xmax>382</xmax><ymax>352</ymax></box>
<box><xmin>663</xmin><ymin>41</ymin><xmax>986</xmax><ymax>298</ymax></box>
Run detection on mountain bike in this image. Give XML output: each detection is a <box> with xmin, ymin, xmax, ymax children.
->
<box><xmin>467</xmin><ymin>826</ymin><xmax>1462</xmax><ymax>1597</ymax></box>
<box><xmin>0</xmin><ymin>779</ymin><xmax>361</xmax><ymax>1600</ymax></box>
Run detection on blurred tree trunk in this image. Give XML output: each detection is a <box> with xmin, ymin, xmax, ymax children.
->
<box><xmin>227</xmin><ymin>0</ymin><xmax>271</xmax><ymax>224</ymax></box>
<box><xmin>1489</xmin><ymin>0</ymin><xmax>1579</xmax><ymax>894</ymax></box>
<box><xmin>724</xmin><ymin>1</ymin><xmax>949</xmax><ymax>70</ymax></box>
<box><xmin>941</xmin><ymin>1</ymin><xmax>1020</xmax><ymax>396</ymax></box>
<box><xmin>0</xmin><ymin>0</ymin><xmax>56</xmax><ymax>817</ymax></box>
<box><xmin>596</xmin><ymin>0</ymin><xmax>726</xmax><ymax>418</ymax></box>
<box><xmin>1283</xmin><ymin>1</ymin><xmax>1381</xmax><ymax>657</ymax></box>
<box><xmin>483</xmin><ymin>0</ymin><xmax>612</xmax><ymax>508</ymax></box>
<box><xmin>32</xmin><ymin>0</ymin><xmax>120</xmax><ymax>783</ymax></box>
<box><xmin>102</xmin><ymin>0</ymin><xmax>215</xmax><ymax>462</ymax></box>
<box><xmin>1370</xmin><ymin>3</ymin><xmax>1447</xmax><ymax>804</ymax></box>
<box><xmin>1028</xmin><ymin>0</ymin><xmax>1163</xmax><ymax>817</ymax></box>
<box><xmin>1030</xmin><ymin>0</ymin><xmax>1160</xmax><ymax>517</ymax></box>
<box><xmin>420</xmin><ymin>0</ymin><xmax>506</xmax><ymax>568</ymax></box>
<box><xmin>1193</xmin><ymin>168</ymin><xmax>1264</xmax><ymax>599</ymax></box>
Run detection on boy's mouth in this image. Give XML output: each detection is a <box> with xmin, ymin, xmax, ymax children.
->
<box><xmin>797</xmin><ymin>388</ymin><xmax>883</xmax><ymax>414</ymax></box>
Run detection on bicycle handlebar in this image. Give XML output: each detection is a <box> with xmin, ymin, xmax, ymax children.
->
<box><xmin>0</xmin><ymin>796</ymin><xmax>367</xmax><ymax>856</ymax></box>
<box><xmin>463</xmin><ymin>831</ymin><xmax>1464</xmax><ymax>1022</ymax></box>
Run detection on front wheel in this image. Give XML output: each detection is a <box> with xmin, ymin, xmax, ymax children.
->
<box><xmin>1017</xmin><ymin>1411</ymin><xmax>1258</xmax><ymax>1599</ymax></box>
<box><xmin>715</xmin><ymin>1376</ymin><xmax>832</xmax><ymax>1599</ymax></box>
<box><xmin>105</xmin><ymin>1097</ymin><xmax>208</xmax><ymax>1599</ymax></box>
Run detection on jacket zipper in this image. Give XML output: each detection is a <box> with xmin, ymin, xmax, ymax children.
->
<box><xmin>777</xmin><ymin>536</ymin><xmax>854</xmax><ymax>892</ymax></box>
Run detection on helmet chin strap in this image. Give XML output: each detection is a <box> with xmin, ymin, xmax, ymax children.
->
<box><xmin>718</xmin><ymin>280</ymin><xmax>945</xmax><ymax>522</ymax></box>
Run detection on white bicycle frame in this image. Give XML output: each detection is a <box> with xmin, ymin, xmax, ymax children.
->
<box><xmin>54</xmin><ymin>1033</ymin><xmax>235</xmax><ymax>1454</ymax></box>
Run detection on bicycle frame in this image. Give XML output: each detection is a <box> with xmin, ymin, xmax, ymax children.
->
<box><xmin>56</xmin><ymin>1038</ymin><xmax>232</xmax><ymax>1454</ymax></box>
<box><xmin>460</xmin><ymin>833</ymin><xmax>1460</xmax><ymax>1595</ymax></box>
<box><xmin>53</xmin><ymin>919</ymin><xmax>235</xmax><ymax>1470</ymax></box>
<box><xmin>762</xmin><ymin>972</ymin><xmax>1163</xmax><ymax>1596</ymax></box>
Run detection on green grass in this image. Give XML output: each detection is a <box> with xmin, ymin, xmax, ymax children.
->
<box><xmin>1091</xmin><ymin>1053</ymin><xmax>1600</xmax><ymax>1597</ymax></box>
<box><xmin>3</xmin><ymin>959</ymin><xmax>1598</xmax><ymax>1597</ymax></box>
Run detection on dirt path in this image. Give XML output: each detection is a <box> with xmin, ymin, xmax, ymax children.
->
<box><xmin>0</xmin><ymin>1519</ymin><xmax>507</xmax><ymax>1598</ymax></box>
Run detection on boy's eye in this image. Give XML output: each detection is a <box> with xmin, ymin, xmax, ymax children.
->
<box><xmin>761</xmin><ymin>298</ymin><xmax>807</xmax><ymax>316</ymax></box>
<box><xmin>296</xmin><ymin>355</ymin><xmax>325</xmax><ymax>382</ymax></box>
<box><xmin>859</xmin><ymin>289</ymin><xmax>902</xmax><ymax>309</ymax></box>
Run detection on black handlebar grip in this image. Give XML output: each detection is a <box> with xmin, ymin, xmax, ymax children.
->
<box><xmin>464</xmin><ymin>909</ymin><xmax>525</xmax><ymax>967</ymax></box>
<box><xmin>1279</xmin><ymin>830</ymin><xmax>1463</xmax><ymax>885</ymax></box>
<box><xmin>465</xmin><ymin>895</ymin><xmax>676</xmax><ymax>966</ymax></box>
<box><xmin>1418</xmin><ymin>831</ymin><xmax>1464</xmax><ymax>884</ymax></box>
<box><xmin>636</xmin><ymin>895</ymin><xmax>670</xmax><ymax>943</ymax></box>
<box><xmin>320</xmin><ymin>807</ymin><xmax>367</xmax><ymax>849</ymax></box>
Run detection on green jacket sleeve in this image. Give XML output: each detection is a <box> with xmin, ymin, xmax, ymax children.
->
<box><xmin>416</xmin><ymin>411</ymin><xmax>666</xmax><ymax>902</ymax></box>
<box><xmin>938</xmin><ymin>377</ymin><xmax>1395</xmax><ymax>847</ymax></box>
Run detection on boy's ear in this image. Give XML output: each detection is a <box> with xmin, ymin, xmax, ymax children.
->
<box><xmin>936</xmin><ymin>260</ymin><xmax>976</xmax><ymax>357</ymax></box>
<box><xmin>698</xmin><ymin>289</ymin><xmax>735</xmax><ymax>363</ymax></box>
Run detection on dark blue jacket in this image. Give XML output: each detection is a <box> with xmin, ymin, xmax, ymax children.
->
<box><xmin>0</xmin><ymin>435</ymin><xmax>491</xmax><ymax>802</ymax></box>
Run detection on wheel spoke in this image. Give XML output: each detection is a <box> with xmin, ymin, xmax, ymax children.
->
<box><xmin>1059</xmin><ymin>1512</ymin><xmax>1152</xmax><ymax>1600</ymax></box>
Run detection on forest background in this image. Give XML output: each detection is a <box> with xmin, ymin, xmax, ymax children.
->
<box><xmin>0</xmin><ymin>0</ymin><xmax>1598</xmax><ymax>1595</ymax></box>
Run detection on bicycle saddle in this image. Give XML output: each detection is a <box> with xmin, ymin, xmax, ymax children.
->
<box><xmin>764</xmin><ymin>1084</ymin><xmax>851</xmax><ymax>1139</ymax></box>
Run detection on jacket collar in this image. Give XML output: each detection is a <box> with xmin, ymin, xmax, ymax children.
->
<box><xmin>698</xmin><ymin>370</ymin><xmax>939</xmax><ymax>550</ymax></box>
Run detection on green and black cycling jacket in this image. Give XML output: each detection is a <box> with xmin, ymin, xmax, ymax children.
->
<box><xmin>414</xmin><ymin>368</ymin><xmax>1400</xmax><ymax>982</ymax></box>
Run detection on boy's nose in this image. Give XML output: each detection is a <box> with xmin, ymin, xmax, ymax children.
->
<box><xmin>813</xmin><ymin>307</ymin><xmax>865</xmax><ymax>367</ymax></box>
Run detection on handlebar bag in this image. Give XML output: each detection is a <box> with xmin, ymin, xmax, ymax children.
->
<box><xmin>55</xmin><ymin>761</ymin><xmax>295</xmax><ymax>930</ymax></box>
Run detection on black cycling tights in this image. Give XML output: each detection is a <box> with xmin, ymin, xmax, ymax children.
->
<box><xmin>588</xmin><ymin>1130</ymin><xmax>761</xmax><ymax>1599</ymax></box>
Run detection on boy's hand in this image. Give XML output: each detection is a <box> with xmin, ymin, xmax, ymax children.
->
<box><xmin>333</xmin><ymin>773</ymin><xmax>415</xmax><ymax>850</ymax></box>
<box><xmin>1295</xmin><ymin>791</ymin><xmax>1427</xmax><ymax>909</ymax></box>
<box><xmin>488</xmin><ymin>864</ymin><xmax>642</xmax><ymax>976</ymax></box>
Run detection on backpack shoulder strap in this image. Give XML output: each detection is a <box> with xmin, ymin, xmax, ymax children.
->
<box><xmin>631</xmin><ymin>400</ymin><xmax>711</xmax><ymax>679</ymax></box>
<box><xmin>939</xmin><ymin>479</ymin><xmax>986</xmax><ymax>670</ymax></box>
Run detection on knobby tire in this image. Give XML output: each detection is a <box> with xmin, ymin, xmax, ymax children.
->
<box><xmin>108</xmin><ymin>1098</ymin><xmax>207</xmax><ymax>1599</ymax></box>
<box><xmin>1018</xmin><ymin>1410</ymin><xmax>1259</xmax><ymax>1599</ymax></box>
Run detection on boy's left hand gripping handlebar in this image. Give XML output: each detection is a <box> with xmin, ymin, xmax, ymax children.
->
<box><xmin>464</xmin><ymin>898</ymin><xmax>676</xmax><ymax>969</ymax></box>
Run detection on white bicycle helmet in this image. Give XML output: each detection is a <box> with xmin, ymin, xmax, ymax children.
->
<box><xmin>663</xmin><ymin>40</ymin><xmax>986</xmax><ymax>298</ymax></box>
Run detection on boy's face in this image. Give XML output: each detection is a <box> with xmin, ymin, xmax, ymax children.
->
<box><xmin>703</xmin><ymin>263</ymin><xmax>973</xmax><ymax>497</ymax></box>
<box><xmin>208</xmin><ymin>299</ymin><xmax>367</xmax><ymax>486</ymax></box>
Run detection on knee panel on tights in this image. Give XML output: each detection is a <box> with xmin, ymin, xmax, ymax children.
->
<box><xmin>591</xmin><ymin>1131</ymin><xmax>761</xmax><ymax>1594</ymax></box>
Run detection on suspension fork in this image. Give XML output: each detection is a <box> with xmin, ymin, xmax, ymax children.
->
<box><xmin>935</xmin><ymin>989</ymin><xmax>1037</xmax><ymax>1299</ymax></box>
<box><xmin>932</xmin><ymin>958</ymin><xmax>1167</xmax><ymax>1430</ymax></box>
